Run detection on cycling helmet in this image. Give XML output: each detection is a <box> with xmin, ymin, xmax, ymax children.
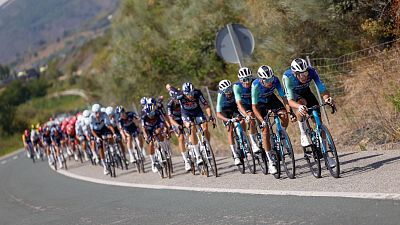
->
<box><xmin>92</xmin><ymin>103</ymin><xmax>101</xmax><ymax>113</ymax></box>
<box><xmin>100</xmin><ymin>107</ymin><xmax>106</xmax><ymax>113</ymax></box>
<box><xmin>182</xmin><ymin>82</ymin><xmax>194</xmax><ymax>95</ymax></box>
<box><xmin>115</xmin><ymin>105</ymin><xmax>124</xmax><ymax>114</ymax></box>
<box><xmin>105</xmin><ymin>106</ymin><xmax>114</xmax><ymax>116</ymax></box>
<box><xmin>83</xmin><ymin>109</ymin><xmax>90</xmax><ymax>118</ymax></box>
<box><xmin>144</xmin><ymin>102</ymin><xmax>156</xmax><ymax>115</ymax></box>
<box><xmin>218</xmin><ymin>80</ymin><xmax>232</xmax><ymax>92</ymax></box>
<box><xmin>77</xmin><ymin>114</ymin><xmax>83</xmax><ymax>121</ymax></box>
<box><xmin>291</xmin><ymin>58</ymin><xmax>308</xmax><ymax>73</ymax></box>
<box><xmin>257</xmin><ymin>65</ymin><xmax>274</xmax><ymax>79</ymax></box>
<box><xmin>140</xmin><ymin>97</ymin><xmax>147</xmax><ymax>106</ymax></box>
<box><xmin>238</xmin><ymin>67</ymin><xmax>252</xmax><ymax>79</ymax></box>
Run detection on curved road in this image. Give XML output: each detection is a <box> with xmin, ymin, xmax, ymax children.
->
<box><xmin>1</xmin><ymin>152</ymin><xmax>400</xmax><ymax>225</ymax></box>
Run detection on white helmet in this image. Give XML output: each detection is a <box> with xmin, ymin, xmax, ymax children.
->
<box><xmin>92</xmin><ymin>104</ymin><xmax>101</xmax><ymax>113</ymax></box>
<box><xmin>77</xmin><ymin>115</ymin><xmax>83</xmax><ymax>121</ymax></box>
<box><xmin>218</xmin><ymin>80</ymin><xmax>232</xmax><ymax>92</ymax></box>
<box><xmin>140</xmin><ymin>97</ymin><xmax>147</xmax><ymax>106</ymax></box>
<box><xmin>100</xmin><ymin>107</ymin><xmax>106</xmax><ymax>113</ymax></box>
<box><xmin>291</xmin><ymin>58</ymin><xmax>308</xmax><ymax>73</ymax></box>
<box><xmin>238</xmin><ymin>67</ymin><xmax>252</xmax><ymax>79</ymax></box>
<box><xmin>105</xmin><ymin>106</ymin><xmax>114</xmax><ymax>116</ymax></box>
<box><xmin>82</xmin><ymin>109</ymin><xmax>90</xmax><ymax>118</ymax></box>
<box><xmin>257</xmin><ymin>65</ymin><xmax>274</xmax><ymax>79</ymax></box>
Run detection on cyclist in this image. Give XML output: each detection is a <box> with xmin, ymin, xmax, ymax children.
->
<box><xmin>216</xmin><ymin>80</ymin><xmax>242</xmax><ymax>166</ymax></box>
<box><xmin>22</xmin><ymin>129</ymin><xmax>33</xmax><ymax>158</ymax></box>
<box><xmin>90</xmin><ymin>103</ymin><xmax>118</xmax><ymax>175</ymax></box>
<box><xmin>282</xmin><ymin>58</ymin><xmax>336</xmax><ymax>167</ymax></box>
<box><xmin>252</xmin><ymin>65</ymin><xmax>294</xmax><ymax>174</ymax></box>
<box><xmin>41</xmin><ymin>126</ymin><xmax>54</xmax><ymax>165</ymax></box>
<box><xmin>166</xmin><ymin>82</ymin><xmax>214</xmax><ymax>165</ymax></box>
<box><xmin>50</xmin><ymin>123</ymin><xmax>64</xmax><ymax>169</ymax></box>
<box><xmin>30</xmin><ymin>124</ymin><xmax>42</xmax><ymax>159</ymax></box>
<box><xmin>166</xmin><ymin>90</ymin><xmax>191</xmax><ymax>171</ymax></box>
<box><xmin>106</xmin><ymin>106</ymin><xmax>125</xmax><ymax>163</ymax></box>
<box><xmin>141</xmin><ymin>99</ymin><xmax>169</xmax><ymax>173</ymax></box>
<box><xmin>82</xmin><ymin>109</ymin><xmax>99</xmax><ymax>163</ymax></box>
<box><xmin>233</xmin><ymin>67</ymin><xmax>261</xmax><ymax>153</ymax></box>
<box><xmin>75</xmin><ymin>113</ymin><xmax>89</xmax><ymax>161</ymax></box>
<box><xmin>66</xmin><ymin>118</ymin><xmax>78</xmax><ymax>161</ymax></box>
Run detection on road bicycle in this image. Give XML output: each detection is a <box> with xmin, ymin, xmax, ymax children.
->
<box><xmin>226</xmin><ymin>115</ymin><xmax>256</xmax><ymax>174</ymax></box>
<box><xmin>302</xmin><ymin>103</ymin><xmax>340</xmax><ymax>178</ymax></box>
<box><xmin>260</xmin><ymin>109</ymin><xmax>295</xmax><ymax>179</ymax></box>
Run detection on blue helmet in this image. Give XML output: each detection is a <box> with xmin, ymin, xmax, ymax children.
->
<box><xmin>182</xmin><ymin>82</ymin><xmax>194</xmax><ymax>95</ymax></box>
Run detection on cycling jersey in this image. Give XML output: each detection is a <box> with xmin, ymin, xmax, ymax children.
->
<box><xmin>141</xmin><ymin>110</ymin><xmax>165</xmax><ymax>137</ymax></box>
<box><xmin>233</xmin><ymin>80</ymin><xmax>253</xmax><ymax>106</ymax></box>
<box><xmin>89</xmin><ymin>112</ymin><xmax>111</xmax><ymax>132</ymax></box>
<box><xmin>216</xmin><ymin>91</ymin><xmax>239</xmax><ymax>119</ymax></box>
<box><xmin>251</xmin><ymin>77</ymin><xmax>285</xmax><ymax>104</ymax></box>
<box><xmin>30</xmin><ymin>129</ymin><xmax>40</xmax><ymax>141</ymax></box>
<box><xmin>167</xmin><ymin>99</ymin><xmax>183</xmax><ymax>124</ymax></box>
<box><xmin>282</xmin><ymin>67</ymin><xmax>327</xmax><ymax>101</ymax></box>
<box><xmin>119</xmin><ymin>112</ymin><xmax>139</xmax><ymax>135</ymax></box>
<box><xmin>42</xmin><ymin>132</ymin><xmax>52</xmax><ymax>145</ymax></box>
<box><xmin>175</xmin><ymin>89</ymin><xmax>209</xmax><ymax>116</ymax></box>
<box><xmin>157</xmin><ymin>102</ymin><xmax>166</xmax><ymax>115</ymax></box>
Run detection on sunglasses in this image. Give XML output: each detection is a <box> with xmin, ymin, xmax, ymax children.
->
<box><xmin>223</xmin><ymin>88</ymin><xmax>233</xmax><ymax>94</ymax></box>
<box><xmin>240</xmin><ymin>77</ymin><xmax>252</xmax><ymax>83</ymax></box>
<box><xmin>295</xmin><ymin>71</ymin><xmax>309</xmax><ymax>77</ymax></box>
<box><xmin>262</xmin><ymin>77</ymin><xmax>274</xmax><ymax>84</ymax></box>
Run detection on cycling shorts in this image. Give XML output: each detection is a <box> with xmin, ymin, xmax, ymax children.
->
<box><xmin>182</xmin><ymin>111</ymin><xmax>206</xmax><ymax>124</ymax></box>
<box><xmin>257</xmin><ymin>95</ymin><xmax>285</xmax><ymax>119</ymax></box>
<box><xmin>294</xmin><ymin>88</ymin><xmax>320</xmax><ymax>115</ymax></box>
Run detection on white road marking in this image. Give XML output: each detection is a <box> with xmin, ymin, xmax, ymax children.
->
<box><xmin>55</xmin><ymin>168</ymin><xmax>400</xmax><ymax>201</ymax></box>
<box><xmin>13</xmin><ymin>155</ymin><xmax>18</xmax><ymax>160</ymax></box>
<box><xmin>1</xmin><ymin>160</ymin><xmax>7</xmax><ymax>165</ymax></box>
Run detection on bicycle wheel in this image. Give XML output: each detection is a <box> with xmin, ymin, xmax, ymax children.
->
<box><xmin>280</xmin><ymin>130</ymin><xmax>295</xmax><ymax>179</ymax></box>
<box><xmin>166</xmin><ymin>157</ymin><xmax>172</xmax><ymax>179</ymax></box>
<box><xmin>242</xmin><ymin>134</ymin><xmax>256</xmax><ymax>174</ymax></box>
<box><xmin>320</xmin><ymin>125</ymin><xmax>340</xmax><ymax>178</ymax></box>
<box><xmin>61</xmin><ymin>153</ymin><xmax>68</xmax><ymax>170</ymax></box>
<box><xmin>236</xmin><ymin>148</ymin><xmax>245</xmax><ymax>174</ymax></box>
<box><xmin>272</xmin><ymin>150</ymin><xmax>281</xmax><ymax>179</ymax></box>
<box><xmin>29</xmin><ymin>145</ymin><xmax>35</xmax><ymax>163</ymax></box>
<box><xmin>204</xmin><ymin>140</ymin><xmax>218</xmax><ymax>177</ymax></box>
<box><xmin>303</xmin><ymin>145</ymin><xmax>321</xmax><ymax>178</ymax></box>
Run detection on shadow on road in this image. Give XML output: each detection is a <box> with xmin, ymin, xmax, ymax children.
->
<box><xmin>341</xmin><ymin>155</ymin><xmax>400</xmax><ymax>178</ymax></box>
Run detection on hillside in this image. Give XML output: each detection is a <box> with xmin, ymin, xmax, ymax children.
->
<box><xmin>0</xmin><ymin>0</ymin><xmax>120</xmax><ymax>64</ymax></box>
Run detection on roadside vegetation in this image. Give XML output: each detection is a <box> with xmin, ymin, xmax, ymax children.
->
<box><xmin>1</xmin><ymin>0</ymin><xmax>400</xmax><ymax>155</ymax></box>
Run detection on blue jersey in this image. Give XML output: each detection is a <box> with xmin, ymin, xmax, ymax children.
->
<box><xmin>89</xmin><ymin>112</ymin><xmax>111</xmax><ymax>131</ymax></box>
<box><xmin>141</xmin><ymin>110</ymin><xmax>165</xmax><ymax>129</ymax></box>
<box><xmin>282</xmin><ymin>67</ymin><xmax>327</xmax><ymax>100</ymax></box>
<box><xmin>167</xmin><ymin>99</ymin><xmax>182</xmax><ymax>122</ymax></box>
<box><xmin>233</xmin><ymin>81</ymin><xmax>252</xmax><ymax>106</ymax></box>
<box><xmin>175</xmin><ymin>89</ymin><xmax>208</xmax><ymax>116</ymax></box>
<box><xmin>118</xmin><ymin>112</ymin><xmax>139</xmax><ymax>132</ymax></box>
<box><xmin>251</xmin><ymin>77</ymin><xmax>285</xmax><ymax>104</ymax></box>
<box><xmin>216</xmin><ymin>91</ymin><xmax>237</xmax><ymax>113</ymax></box>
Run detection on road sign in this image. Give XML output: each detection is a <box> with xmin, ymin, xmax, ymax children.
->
<box><xmin>215</xmin><ymin>24</ymin><xmax>254</xmax><ymax>67</ymax></box>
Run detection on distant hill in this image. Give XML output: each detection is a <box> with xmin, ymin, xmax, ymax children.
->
<box><xmin>0</xmin><ymin>0</ymin><xmax>120</xmax><ymax>64</ymax></box>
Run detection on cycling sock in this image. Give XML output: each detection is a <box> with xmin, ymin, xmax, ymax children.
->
<box><xmin>127</xmin><ymin>147</ymin><xmax>134</xmax><ymax>156</ymax></box>
<box><xmin>249</xmin><ymin>134</ymin><xmax>258</xmax><ymax>146</ymax></box>
<box><xmin>298</xmin><ymin>121</ymin><xmax>307</xmax><ymax>135</ymax></box>
<box><xmin>230</xmin><ymin>145</ymin><xmax>238</xmax><ymax>158</ymax></box>
<box><xmin>265</xmin><ymin>151</ymin><xmax>273</xmax><ymax>162</ymax></box>
<box><xmin>181</xmin><ymin>152</ymin><xmax>188</xmax><ymax>162</ymax></box>
<box><xmin>101</xmin><ymin>159</ymin><xmax>105</xmax><ymax>167</ymax></box>
<box><xmin>194</xmin><ymin>144</ymin><xmax>201</xmax><ymax>158</ymax></box>
<box><xmin>150</xmin><ymin>154</ymin><xmax>155</xmax><ymax>163</ymax></box>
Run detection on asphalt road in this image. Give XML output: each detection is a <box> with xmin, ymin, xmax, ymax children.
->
<box><xmin>1</xmin><ymin>151</ymin><xmax>400</xmax><ymax>225</ymax></box>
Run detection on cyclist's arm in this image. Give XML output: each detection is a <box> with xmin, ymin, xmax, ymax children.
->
<box><xmin>233</xmin><ymin>84</ymin><xmax>247</xmax><ymax>115</ymax></box>
<box><xmin>276</xmin><ymin>78</ymin><xmax>292</xmax><ymax>112</ymax></box>
<box><xmin>251</xmin><ymin>83</ymin><xmax>264</xmax><ymax>122</ymax></box>
<box><xmin>311</xmin><ymin>69</ymin><xmax>332</xmax><ymax>102</ymax></box>
<box><xmin>216</xmin><ymin>93</ymin><xmax>229</xmax><ymax>122</ymax></box>
<box><xmin>282</xmin><ymin>75</ymin><xmax>302</xmax><ymax>109</ymax></box>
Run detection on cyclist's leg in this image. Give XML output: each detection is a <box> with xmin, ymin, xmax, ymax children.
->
<box><xmin>242</xmin><ymin>104</ymin><xmax>260</xmax><ymax>152</ymax></box>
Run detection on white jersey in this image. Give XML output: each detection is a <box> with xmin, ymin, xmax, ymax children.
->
<box><xmin>89</xmin><ymin>112</ymin><xmax>111</xmax><ymax>131</ymax></box>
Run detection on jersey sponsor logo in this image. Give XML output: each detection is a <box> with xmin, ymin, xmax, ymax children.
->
<box><xmin>182</xmin><ymin>101</ymin><xmax>198</xmax><ymax>110</ymax></box>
